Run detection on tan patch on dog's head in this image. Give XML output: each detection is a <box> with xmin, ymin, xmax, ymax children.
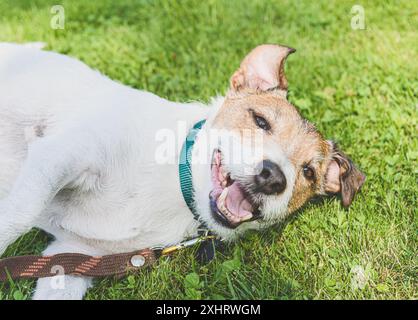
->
<box><xmin>211</xmin><ymin>44</ymin><xmax>365</xmax><ymax>218</ymax></box>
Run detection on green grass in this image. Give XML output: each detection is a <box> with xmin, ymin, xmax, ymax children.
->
<box><xmin>0</xmin><ymin>0</ymin><xmax>417</xmax><ymax>300</ymax></box>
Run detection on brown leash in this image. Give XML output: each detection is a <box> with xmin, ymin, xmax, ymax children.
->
<box><xmin>0</xmin><ymin>234</ymin><xmax>216</xmax><ymax>282</ymax></box>
<box><xmin>0</xmin><ymin>248</ymin><xmax>156</xmax><ymax>282</ymax></box>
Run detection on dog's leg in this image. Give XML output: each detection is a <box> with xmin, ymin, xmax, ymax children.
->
<box><xmin>0</xmin><ymin>135</ymin><xmax>96</xmax><ymax>255</ymax></box>
<box><xmin>32</xmin><ymin>239</ymin><xmax>103</xmax><ymax>300</ymax></box>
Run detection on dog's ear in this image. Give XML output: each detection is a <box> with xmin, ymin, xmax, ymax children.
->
<box><xmin>230</xmin><ymin>44</ymin><xmax>296</xmax><ymax>93</ymax></box>
<box><xmin>324</xmin><ymin>141</ymin><xmax>366</xmax><ymax>208</ymax></box>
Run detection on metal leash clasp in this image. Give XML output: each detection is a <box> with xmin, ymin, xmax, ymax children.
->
<box><xmin>152</xmin><ymin>230</ymin><xmax>217</xmax><ymax>256</ymax></box>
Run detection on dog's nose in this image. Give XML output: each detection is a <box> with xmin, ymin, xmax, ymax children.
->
<box><xmin>254</xmin><ymin>160</ymin><xmax>287</xmax><ymax>195</ymax></box>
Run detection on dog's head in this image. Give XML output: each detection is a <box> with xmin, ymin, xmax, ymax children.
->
<box><xmin>193</xmin><ymin>44</ymin><xmax>365</xmax><ymax>239</ymax></box>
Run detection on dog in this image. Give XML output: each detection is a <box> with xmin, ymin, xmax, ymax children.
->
<box><xmin>0</xmin><ymin>43</ymin><xmax>365</xmax><ymax>299</ymax></box>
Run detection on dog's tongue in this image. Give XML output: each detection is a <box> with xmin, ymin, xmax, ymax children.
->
<box><xmin>225</xmin><ymin>182</ymin><xmax>253</xmax><ymax>217</ymax></box>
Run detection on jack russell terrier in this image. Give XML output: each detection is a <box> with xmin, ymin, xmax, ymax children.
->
<box><xmin>0</xmin><ymin>43</ymin><xmax>365</xmax><ymax>299</ymax></box>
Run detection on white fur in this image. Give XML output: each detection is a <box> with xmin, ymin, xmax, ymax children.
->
<box><xmin>0</xmin><ymin>43</ymin><xmax>294</xmax><ymax>299</ymax></box>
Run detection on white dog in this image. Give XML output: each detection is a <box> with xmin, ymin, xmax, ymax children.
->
<box><xmin>0</xmin><ymin>43</ymin><xmax>365</xmax><ymax>299</ymax></box>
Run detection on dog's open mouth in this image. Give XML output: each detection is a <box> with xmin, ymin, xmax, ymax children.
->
<box><xmin>209</xmin><ymin>150</ymin><xmax>261</xmax><ymax>228</ymax></box>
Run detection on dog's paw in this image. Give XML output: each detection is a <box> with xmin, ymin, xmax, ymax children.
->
<box><xmin>0</xmin><ymin>202</ymin><xmax>18</xmax><ymax>256</ymax></box>
<box><xmin>22</xmin><ymin>42</ymin><xmax>46</xmax><ymax>50</ymax></box>
<box><xmin>0</xmin><ymin>230</ymin><xmax>12</xmax><ymax>256</ymax></box>
<box><xmin>0</xmin><ymin>199</ymin><xmax>35</xmax><ymax>256</ymax></box>
<box><xmin>33</xmin><ymin>288</ymin><xmax>84</xmax><ymax>300</ymax></box>
<box><xmin>0</xmin><ymin>204</ymin><xmax>11</xmax><ymax>256</ymax></box>
<box><xmin>33</xmin><ymin>276</ymin><xmax>92</xmax><ymax>300</ymax></box>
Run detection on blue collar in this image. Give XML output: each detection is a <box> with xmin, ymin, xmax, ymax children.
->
<box><xmin>179</xmin><ymin>120</ymin><xmax>206</xmax><ymax>224</ymax></box>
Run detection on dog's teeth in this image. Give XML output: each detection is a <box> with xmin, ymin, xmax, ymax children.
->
<box><xmin>219</xmin><ymin>202</ymin><xmax>229</xmax><ymax>216</ymax></box>
<box><xmin>219</xmin><ymin>169</ymin><xmax>229</xmax><ymax>187</ymax></box>
<box><xmin>241</xmin><ymin>213</ymin><xmax>253</xmax><ymax>222</ymax></box>
<box><xmin>217</xmin><ymin>188</ymin><xmax>234</xmax><ymax>218</ymax></box>
<box><xmin>218</xmin><ymin>187</ymin><xmax>228</xmax><ymax>203</ymax></box>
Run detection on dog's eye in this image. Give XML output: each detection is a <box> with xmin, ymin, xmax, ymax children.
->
<box><xmin>252</xmin><ymin>112</ymin><xmax>271</xmax><ymax>131</ymax></box>
<box><xmin>303</xmin><ymin>165</ymin><xmax>315</xmax><ymax>181</ymax></box>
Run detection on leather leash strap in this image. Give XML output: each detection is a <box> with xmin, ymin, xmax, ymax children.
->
<box><xmin>0</xmin><ymin>248</ymin><xmax>156</xmax><ymax>282</ymax></box>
